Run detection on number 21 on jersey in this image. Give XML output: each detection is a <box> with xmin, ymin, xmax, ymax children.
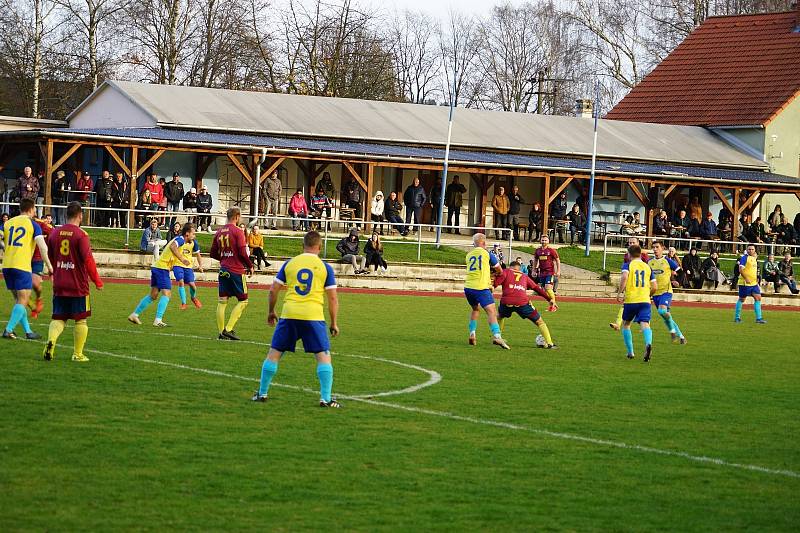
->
<box><xmin>468</xmin><ymin>255</ymin><xmax>483</xmax><ymax>271</ymax></box>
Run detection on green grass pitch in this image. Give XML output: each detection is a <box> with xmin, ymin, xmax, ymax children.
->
<box><xmin>1</xmin><ymin>283</ymin><xmax>798</xmax><ymax>531</ymax></box>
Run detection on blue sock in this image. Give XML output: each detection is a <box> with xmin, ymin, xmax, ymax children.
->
<box><xmin>189</xmin><ymin>285</ymin><xmax>197</xmax><ymax>299</ymax></box>
<box><xmin>258</xmin><ymin>359</ymin><xmax>278</xmax><ymax>396</ymax></box>
<box><xmin>622</xmin><ymin>329</ymin><xmax>634</xmax><ymax>354</ymax></box>
<box><xmin>734</xmin><ymin>300</ymin><xmax>743</xmax><ymax>320</ymax></box>
<box><xmin>6</xmin><ymin>304</ymin><xmax>27</xmax><ymax>333</ymax></box>
<box><xmin>658</xmin><ymin>309</ymin><xmax>672</xmax><ymax>331</ymax></box>
<box><xmin>19</xmin><ymin>309</ymin><xmax>32</xmax><ymax>334</ymax></box>
<box><xmin>643</xmin><ymin>327</ymin><xmax>653</xmax><ymax>346</ymax></box>
<box><xmin>134</xmin><ymin>295</ymin><xmax>154</xmax><ymax>315</ymax></box>
<box><xmin>489</xmin><ymin>322</ymin><xmax>501</xmax><ymax>337</ymax></box>
<box><xmin>178</xmin><ymin>286</ymin><xmax>187</xmax><ymax>305</ymax></box>
<box><xmin>317</xmin><ymin>362</ymin><xmax>334</xmax><ymax>403</ymax></box>
<box><xmin>468</xmin><ymin>319</ymin><xmax>477</xmax><ymax>334</ymax></box>
<box><xmin>155</xmin><ymin>295</ymin><xmax>170</xmax><ymax>320</ymax></box>
<box><xmin>754</xmin><ymin>300</ymin><xmax>763</xmax><ymax>320</ymax></box>
<box><xmin>671</xmin><ymin>319</ymin><xmax>683</xmax><ymax>338</ymax></box>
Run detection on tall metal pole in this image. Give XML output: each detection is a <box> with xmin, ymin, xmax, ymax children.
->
<box><xmin>435</xmin><ymin>77</ymin><xmax>458</xmax><ymax>248</ymax></box>
<box><xmin>585</xmin><ymin>81</ymin><xmax>600</xmax><ymax>257</ymax></box>
<box><xmin>252</xmin><ymin>148</ymin><xmax>266</xmax><ymax>227</ymax></box>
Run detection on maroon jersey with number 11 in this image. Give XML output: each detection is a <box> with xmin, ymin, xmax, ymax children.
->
<box><xmin>210</xmin><ymin>223</ymin><xmax>253</xmax><ymax>274</ymax></box>
<box><xmin>47</xmin><ymin>224</ymin><xmax>103</xmax><ymax>296</ymax></box>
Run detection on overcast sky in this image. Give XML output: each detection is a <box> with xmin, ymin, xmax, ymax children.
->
<box><xmin>368</xmin><ymin>0</ymin><xmax>507</xmax><ymax>20</ymax></box>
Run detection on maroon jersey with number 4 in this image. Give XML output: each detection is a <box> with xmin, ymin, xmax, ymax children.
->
<box><xmin>210</xmin><ymin>223</ymin><xmax>253</xmax><ymax>274</ymax></box>
<box><xmin>47</xmin><ymin>224</ymin><xmax>102</xmax><ymax>296</ymax></box>
<box><xmin>493</xmin><ymin>268</ymin><xmax>550</xmax><ymax>306</ymax></box>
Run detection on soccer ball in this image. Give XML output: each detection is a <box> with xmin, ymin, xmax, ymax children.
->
<box><xmin>535</xmin><ymin>334</ymin><xmax>547</xmax><ymax>347</ymax></box>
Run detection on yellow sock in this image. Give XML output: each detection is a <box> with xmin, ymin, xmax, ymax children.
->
<box><xmin>538</xmin><ymin>322</ymin><xmax>553</xmax><ymax>345</ymax></box>
<box><xmin>48</xmin><ymin>320</ymin><xmax>65</xmax><ymax>343</ymax></box>
<box><xmin>615</xmin><ymin>307</ymin><xmax>623</xmax><ymax>328</ymax></box>
<box><xmin>498</xmin><ymin>317</ymin><xmax>506</xmax><ymax>333</ymax></box>
<box><xmin>546</xmin><ymin>288</ymin><xmax>556</xmax><ymax>304</ymax></box>
<box><xmin>216</xmin><ymin>301</ymin><xmax>228</xmax><ymax>333</ymax></box>
<box><xmin>226</xmin><ymin>301</ymin><xmax>249</xmax><ymax>332</ymax></box>
<box><xmin>74</xmin><ymin>320</ymin><xmax>88</xmax><ymax>358</ymax></box>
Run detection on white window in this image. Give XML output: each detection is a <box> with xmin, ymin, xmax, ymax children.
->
<box><xmin>593</xmin><ymin>181</ymin><xmax>626</xmax><ymax>200</ymax></box>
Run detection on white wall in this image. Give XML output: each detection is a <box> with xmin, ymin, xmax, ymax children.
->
<box><xmin>69</xmin><ymin>86</ymin><xmax>155</xmax><ymax>129</ymax></box>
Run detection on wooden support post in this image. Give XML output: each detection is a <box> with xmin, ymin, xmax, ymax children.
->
<box><xmin>365</xmin><ymin>163</ymin><xmax>375</xmax><ymax>233</ymax></box>
<box><xmin>732</xmin><ymin>187</ymin><xmax>740</xmax><ymax>242</ymax></box>
<box><xmin>128</xmin><ymin>148</ymin><xmax>138</xmax><ymax>228</ymax></box>
<box><xmin>44</xmin><ymin>139</ymin><xmax>54</xmax><ymax>207</ymax></box>
<box><xmin>646</xmin><ymin>181</ymin><xmax>655</xmax><ymax>239</ymax></box>
<box><xmin>542</xmin><ymin>174</ymin><xmax>551</xmax><ymax>236</ymax></box>
<box><xmin>250</xmin><ymin>154</ymin><xmax>259</xmax><ymax>216</ymax></box>
<box><xmin>739</xmin><ymin>190</ymin><xmax>761</xmax><ymax>214</ymax></box>
<box><xmin>626</xmin><ymin>181</ymin><xmax>648</xmax><ymax>208</ymax></box>
<box><xmin>342</xmin><ymin>161</ymin><xmax>368</xmax><ymax>191</ymax></box>
<box><xmin>546</xmin><ymin>176</ymin><xmax>574</xmax><ymax>205</ymax></box>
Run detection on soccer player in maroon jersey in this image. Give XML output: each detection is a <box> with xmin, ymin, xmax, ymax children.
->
<box><xmin>493</xmin><ymin>260</ymin><xmax>558</xmax><ymax>349</ymax></box>
<box><xmin>43</xmin><ymin>202</ymin><xmax>103</xmax><ymax>362</ymax></box>
<box><xmin>533</xmin><ymin>235</ymin><xmax>560</xmax><ymax>304</ymax></box>
<box><xmin>210</xmin><ymin>207</ymin><xmax>254</xmax><ymax>340</ymax></box>
<box><xmin>30</xmin><ymin>213</ymin><xmax>54</xmax><ymax>318</ymax></box>
<box><xmin>610</xmin><ymin>236</ymin><xmax>651</xmax><ymax>331</ymax></box>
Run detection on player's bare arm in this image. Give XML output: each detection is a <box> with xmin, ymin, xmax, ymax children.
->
<box><xmin>195</xmin><ymin>252</ymin><xmax>204</xmax><ymax>273</ymax></box>
<box><xmin>326</xmin><ymin>287</ymin><xmax>339</xmax><ymax>337</ymax></box>
<box><xmin>267</xmin><ymin>280</ymin><xmax>284</xmax><ymax>326</ymax></box>
<box><xmin>34</xmin><ymin>234</ymin><xmax>53</xmax><ymax>274</ymax></box>
<box><xmin>555</xmin><ymin>258</ymin><xmax>561</xmax><ymax>278</ymax></box>
<box><xmin>617</xmin><ymin>270</ymin><xmax>629</xmax><ymax>303</ymax></box>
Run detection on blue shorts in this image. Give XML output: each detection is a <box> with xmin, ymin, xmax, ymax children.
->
<box><xmin>3</xmin><ymin>268</ymin><xmax>33</xmax><ymax>291</ymax></box>
<box><xmin>271</xmin><ymin>319</ymin><xmax>330</xmax><ymax>354</ymax></box>
<box><xmin>652</xmin><ymin>293</ymin><xmax>673</xmax><ymax>309</ymax></box>
<box><xmin>464</xmin><ymin>288</ymin><xmax>495</xmax><ymax>309</ymax></box>
<box><xmin>219</xmin><ymin>268</ymin><xmax>248</xmax><ymax>300</ymax></box>
<box><xmin>150</xmin><ymin>267</ymin><xmax>172</xmax><ymax>290</ymax></box>
<box><xmin>173</xmin><ymin>266</ymin><xmax>195</xmax><ymax>284</ymax></box>
<box><xmin>52</xmin><ymin>295</ymin><xmax>91</xmax><ymax>320</ymax></box>
<box><xmin>622</xmin><ymin>302</ymin><xmax>652</xmax><ymax>323</ymax></box>
<box><xmin>738</xmin><ymin>285</ymin><xmax>761</xmax><ymax>299</ymax></box>
<box><xmin>498</xmin><ymin>303</ymin><xmax>540</xmax><ymax>322</ymax></box>
<box><xmin>32</xmin><ymin>261</ymin><xmax>44</xmax><ymax>276</ymax></box>
<box><xmin>537</xmin><ymin>274</ymin><xmax>555</xmax><ymax>286</ymax></box>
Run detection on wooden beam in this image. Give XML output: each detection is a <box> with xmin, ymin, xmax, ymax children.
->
<box><xmin>342</xmin><ymin>161</ymin><xmax>367</xmax><ymax>191</ymax></box>
<box><xmin>663</xmin><ymin>183</ymin><xmax>678</xmax><ymax>199</ymax></box>
<box><xmin>627</xmin><ymin>181</ymin><xmax>648</xmax><ymax>207</ymax></box>
<box><xmin>486</xmin><ymin>176</ymin><xmax>497</xmax><ymax>189</ymax></box>
<box><xmin>45</xmin><ymin>137</ymin><xmax>250</xmax><ymax>156</ymax></box>
<box><xmin>38</xmin><ymin>142</ymin><xmax>47</xmax><ymax>163</ymax></box>
<box><xmin>51</xmin><ymin>143</ymin><xmax>82</xmax><ymax>173</ymax></box>
<box><xmin>646</xmin><ymin>181</ymin><xmax>655</xmax><ymax>239</ymax></box>
<box><xmin>104</xmin><ymin>145</ymin><xmax>131</xmax><ymax>176</ymax></box>
<box><xmin>312</xmin><ymin>162</ymin><xmax>329</xmax><ymax>180</ymax></box>
<box><xmin>546</xmin><ymin>176</ymin><xmax>574</xmax><ymax>204</ymax></box>
<box><xmin>739</xmin><ymin>190</ymin><xmax>761</xmax><ymax>213</ymax></box>
<box><xmin>44</xmin><ymin>139</ymin><xmax>54</xmax><ymax>207</ymax></box>
<box><xmin>136</xmin><ymin>149</ymin><xmax>165</xmax><ymax>176</ymax></box>
<box><xmin>259</xmin><ymin>157</ymin><xmax>286</xmax><ymax>184</ymax></box>
<box><xmin>712</xmin><ymin>186</ymin><xmax>733</xmax><ymax>214</ymax></box>
<box><xmin>542</xmin><ymin>174</ymin><xmax>551</xmax><ymax>236</ymax></box>
<box><xmin>226</xmin><ymin>153</ymin><xmax>252</xmax><ymax>183</ymax></box>
<box><xmin>196</xmin><ymin>154</ymin><xmax>215</xmax><ymax>186</ymax></box>
<box><xmin>732</xmin><ymin>188</ymin><xmax>740</xmax><ymax>240</ymax></box>
<box><xmin>480</xmin><ymin>175</ymin><xmax>488</xmax><ymax>228</ymax></box>
<box><xmin>365</xmin><ymin>162</ymin><xmax>375</xmax><ymax>232</ymax></box>
<box><xmin>128</xmin><ymin>148</ymin><xmax>138</xmax><ymax>228</ymax></box>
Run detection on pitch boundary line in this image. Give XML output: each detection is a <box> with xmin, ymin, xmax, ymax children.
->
<box><xmin>35</xmin><ymin>337</ymin><xmax>800</xmax><ymax>480</ymax></box>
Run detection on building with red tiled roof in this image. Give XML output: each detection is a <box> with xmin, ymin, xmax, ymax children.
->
<box><xmin>608</xmin><ymin>6</ymin><xmax>800</xmax><ymax>215</ymax></box>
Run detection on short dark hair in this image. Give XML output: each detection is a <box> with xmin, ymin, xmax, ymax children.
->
<box><xmin>66</xmin><ymin>201</ymin><xmax>82</xmax><ymax>220</ymax></box>
<box><xmin>19</xmin><ymin>198</ymin><xmax>35</xmax><ymax>213</ymax></box>
<box><xmin>181</xmin><ymin>223</ymin><xmax>195</xmax><ymax>236</ymax></box>
<box><xmin>304</xmin><ymin>231</ymin><xmax>322</xmax><ymax>248</ymax></box>
<box><xmin>627</xmin><ymin>244</ymin><xmax>642</xmax><ymax>258</ymax></box>
<box><xmin>226</xmin><ymin>206</ymin><xmax>241</xmax><ymax>220</ymax></box>
<box><xmin>652</xmin><ymin>240</ymin><xmax>664</xmax><ymax>248</ymax></box>
<box><xmin>509</xmin><ymin>260</ymin><xmax>521</xmax><ymax>268</ymax></box>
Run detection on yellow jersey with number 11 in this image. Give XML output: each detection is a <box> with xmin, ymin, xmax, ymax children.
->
<box><xmin>623</xmin><ymin>258</ymin><xmax>654</xmax><ymax>304</ymax></box>
<box><xmin>464</xmin><ymin>247</ymin><xmax>499</xmax><ymax>290</ymax></box>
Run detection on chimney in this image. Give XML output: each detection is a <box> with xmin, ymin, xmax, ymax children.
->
<box><xmin>575</xmin><ymin>99</ymin><xmax>593</xmax><ymax>118</ymax></box>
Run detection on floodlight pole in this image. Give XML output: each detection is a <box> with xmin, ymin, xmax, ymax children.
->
<box><xmin>435</xmin><ymin>79</ymin><xmax>458</xmax><ymax>248</ymax></box>
<box><xmin>585</xmin><ymin>81</ymin><xmax>600</xmax><ymax>257</ymax></box>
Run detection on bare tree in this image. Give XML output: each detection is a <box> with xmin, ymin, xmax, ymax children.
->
<box><xmin>437</xmin><ymin>10</ymin><xmax>481</xmax><ymax>108</ymax></box>
<box><xmin>390</xmin><ymin>10</ymin><xmax>441</xmax><ymax>104</ymax></box>
<box><xmin>188</xmin><ymin>0</ymin><xmax>251</xmax><ymax>87</ymax></box>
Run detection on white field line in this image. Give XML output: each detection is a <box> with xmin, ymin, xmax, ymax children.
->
<box><xmin>29</xmin><ymin>326</ymin><xmax>800</xmax><ymax>480</ymax></box>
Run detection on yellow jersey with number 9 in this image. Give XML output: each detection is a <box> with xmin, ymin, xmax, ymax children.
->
<box><xmin>464</xmin><ymin>247</ymin><xmax>499</xmax><ymax>290</ymax></box>
<box><xmin>623</xmin><ymin>258</ymin><xmax>654</xmax><ymax>304</ymax></box>
<box><xmin>275</xmin><ymin>253</ymin><xmax>337</xmax><ymax>321</ymax></box>
<box><xmin>1</xmin><ymin>215</ymin><xmax>42</xmax><ymax>272</ymax></box>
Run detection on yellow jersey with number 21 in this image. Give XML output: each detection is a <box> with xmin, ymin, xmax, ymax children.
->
<box><xmin>464</xmin><ymin>247</ymin><xmax>499</xmax><ymax>290</ymax></box>
<box><xmin>623</xmin><ymin>258</ymin><xmax>654</xmax><ymax>304</ymax></box>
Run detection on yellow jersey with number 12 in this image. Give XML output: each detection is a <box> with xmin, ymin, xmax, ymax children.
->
<box><xmin>464</xmin><ymin>247</ymin><xmax>498</xmax><ymax>290</ymax></box>
<box><xmin>275</xmin><ymin>253</ymin><xmax>336</xmax><ymax>321</ymax></box>
<box><xmin>623</xmin><ymin>258</ymin><xmax>654</xmax><ymax>304</ymax></box>
<box><xmin>1</xmin><ymin>215</ymin><xmax>42</xmax><ymax>272</ymax></box>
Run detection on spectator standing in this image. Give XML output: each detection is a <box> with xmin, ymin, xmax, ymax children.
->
<box><xmin>197</xmin><ymin>184</ymin><xmax>213</xmax><ymax>231</ymax></box>
<box><xmin>52</xmin><ymin>170</ymin><xmax>68</xmax><ymax>225</ymax></box>
<box><xmin>364</xmin><ymin>231</ymin><xmax>388</xmax><ymax>274</ymax></box>
<box><xmin>445</xmin><ymin>175</ymin><xmax>466</xmax><ymax>234</ymax></box>
<box><xmin>762</xmin><ymin>253</ymin><xmax>781</xmax><ymax>292</ymax></box>
<box><xmin>342</xmin><ymin>178</ymin><xmax>362</xmax><ymax>223</ymax></box>
<box><xmin>688</xmin><ymin>196</ymin><xmax>702</xmax><ymax>223</ymax></box>
<box><xmin>778</xmin><ymin>252</ymin><xmax>800</xmax><ymax>294</ymax></box>
<box><xmin>794</xmin><ymin>212</ymin><xmax>800</xmax><ymax>239</ymax></box>
<box><xmin>370</xmin><ymin>191</ymin><xmax>385</xmax><ymax>234</ymax></box>
<box><xmin>144</xmin><ymin>174</ymin><xmax>162</xmax><ymax>210</ymax></box>
<box><xmin>336</xmin><ymin>228</ymin><xmax>367</xmax><ymax>274</ymax></box>
<box><xmin>682</xmin><ymin>247</ymin><xmax>702</xmax><ymax>289</ymax></box>
<box><xmin>508</xmin><ymin>185</ymin><xmax>523</xmax><ymax>241</ymax></box>
<box><xmin>700</xmin><ymin>211</ymin><xmax>719</xmax><ymax>243</ymax></box>
<box><xmin>94</xmin><ymin>170</ymin><xmax>114</xmax><ymax>227</ymax></box>
<box><xmin>164</xmin><ymin>172</ymin><xmax>185</xmax><ymax>227</ymax></box>
<box><xmin>384</xmin><ymin>191</ymin><xmax>405</xmax><ymax>236</ymax></box>
<box><xmin>429</xmin><ymin>178</ymin><xmax>443</xmax><ymax>231</ymax></box>
<box><xmin>76</xmin><ymin>171</ymin><xmax>94</xmax><ymax>223</ymax></box>
<box><xmin>183</xmin><ymin>187</ymin><xmax>198</xmax><ymax>224</ymax></box>
<box><xmin>316</xmin><ymin>172</ymin><xmax>335</xmax><ymax>217</ymax></box>
<box><xmin>18</xmin><ymin>166</ymin><xmax>39</xmax><ymax>202</ymax></box>
<box><xmin>264</xmin><ymin>170</ymin><xmax>282</xmax><ymax>229</ymax></box>
<box><xmin>527</xmin><ymin>203</ymin><xmax>543</xmax><ymax>242</ymax></box>
<box><xmin>157</xmin><ymin>177</ymin><xmax>169</xmax><ymax>224</ymax></box>
<box><xmin>136</xmin><ymin>189</ymin><xmax>152</xmax><ymax>228</ymax></box>
<box><xmin>403</xmin><ymin>177</ymin><xmax>426</xmax><ymax>234</ymax></box>
<box><xmin>491</xmin><ymin>186</ymin><xmax>510</xmax><ymax>239</ymax></box>
<box><xmin>767</xmin><ymin>205</ymin><xmax>783</xmax><ymax>230</ymax></box>
<box><xmin>140</xmin><ymin>218</ymin><xmax>167</xmax><ymax>258</ymax></box>
<box><xmin>567</xmin><ymin>203</ymin><xmax>586</xmax><ymax>245</ymax></box>
<box><xmin>288</xmin><ymin>189</ymin><xmax>309</xmax><ymax>231</ymax></box>
<box><xmin>111</xmin><ymin>172</ymin><xmax>129</xmax><ymax>228</ymax></box>
<box><xmin>247</xmin><ymin>225</ymin><xmax>269</xmax><ymax>270</ymax></box>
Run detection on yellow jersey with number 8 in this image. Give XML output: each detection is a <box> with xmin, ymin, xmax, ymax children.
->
<box><xmin>624</xmin><ymin>258</ymin><xmax>654</xmax><ymax>304</ymax></box>
<box><xmin>464</xmin><ymin>248</ymin><xmax>498</xmax><ymax>290</ymax></box>
<box><xmin>1</xmin><ymin>215</ymin><xmax>42</xmax><ymax>272</ymax></box>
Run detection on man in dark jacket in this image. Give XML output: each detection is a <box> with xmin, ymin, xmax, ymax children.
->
<box><xmin>509</xmin><ymin>185</ymin><xmax>523</xmax><ymax>241</ymax></box>
<box><xmin>445</xmin><ymin>175</ymin><xmax>466</xmax><ymax>234</ymax></box>
<box><xmin>429</xmin><ymin>178</ymin><xmax>443</xmax><ymax>232</ymax></box>
<box><xmin>94</xmin><ymin>170</ymin><xmax>115</xmax><ymax>227</ymax></box>
<box><xmin>342</xmin><ymin>179</ymin><xmax>362</xmax><ymax>222</ymax></box>
<box><xmin>403</xmin><ymin>177</ymin><xmax>426</xmax><ymax>234</ymax></box>
<box><xmin>335</xmin><ymin>228</ymin><xmax>367</xmax><ymax>274</ymax></box>
<box><xmin>384</xmin><ymin>191</ymin><xmax>405</xmax><ymax>235</ymax></box>
<box><xmin>164</xmin><ymin>172</ymin><xmax>185</xmax><ymax>227</ymax></box>
<box><xmin>183</xmin><ymin>187</ymin><xmax>198</xmax><ymax>224</ymax></box>
<box><xmin>197</xmin><ymin>184</ymin><xmax>213</xmax><ymax>231</ymax></box>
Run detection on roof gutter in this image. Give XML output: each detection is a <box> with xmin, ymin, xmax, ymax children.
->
<box><xmin>9</xmin><ymin>129</ymin><xmax>798</xmax><ymax>191</ymax></box>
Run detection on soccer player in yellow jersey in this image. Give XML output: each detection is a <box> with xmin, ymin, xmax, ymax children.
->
<box><xmin>1</xmin><ymin>199</ymin><xmax>52</xmax><ymax>340</ymax></box>
<box><xmin>464</xmin><ymin>232</ymin><xmax>509</xmax><ymax>349</ymax></box>
<box><xmin>128</xmin><ymin>223</ymin><xmax>194</xmax><ymax>327</ymax></box>
<box><xmin>735</xmin><ymin>244</ymin><xmax>765</xmax><ymax>324</ymax></box>
<box><xmin>649</xmin><ymin>241</ymin><xmax>686</xmax><ymax>344</ymax></box>
<box><xmin>617</xmin><ymin>244</ymin><xmax>657</xmax><ymax>362</ymax></box>
<box><xmin>174</xmin><ymin>237</ymin><xmax>203</xmax><ymax>310</ymax></box>
<box><xmin>253</xmin><ymin>231</ymin><xmax>341</xmax><ymax>407</ymax></box>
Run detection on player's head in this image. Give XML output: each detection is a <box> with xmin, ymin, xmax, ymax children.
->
<box><xmin>627</xmin><ymin>244</ymin><xmax>642</xmax><ymax>259</ymax></box>
<box><xmin>509</xmin><ymin>260</ymin><xmax>521</xmax><ymax>271</ymax></box>
<box><xmin>43</xmin><ymin>213</ymin><xmax>52</xmax><ymax>224</ymax></box>
<box><xmin>181</xmin><ymin>222</ymin><xmax>196</xmax><ymax>241</ymax></box>
<box><xmin>627</xmin><ymin>236</ymin><xmax>639</xmax><ymax>247</ymax></box>
<box><xmin>540</xmin><ymin>235</ymin><xmax>549</xmax><ymax>247</ymax></box>
<box><xmin>652</xmin><ymin>240</ymin><xmax>664</xmax><ymax>257</ymax></box>
<box><xmin>303</xmin><ymin>230</ymin><xmax>322</xmax><ymax>254</ymax></box>
<box><xmin>473</xmin><ymin>233</ymin><xmax>486</xmax><ymax>249</ymax></box>
<box><xmin>19</xmin><ymin>198</ymin><xmax>35</xmax><ymax>216</ymax></box>
<box><xmin>747</xmin><ymin>244</ymin><xmax>756</xmax><ymax>256</ymax></box>
<box><xmin>227</xmin><ymin>206</ymin><xmax>241</xmax><ymax>224</ymax></box>
<box><xmin>66</xmin><ymin>201</ymin><xmax>83</xmax><ymax>224</ymax></box>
